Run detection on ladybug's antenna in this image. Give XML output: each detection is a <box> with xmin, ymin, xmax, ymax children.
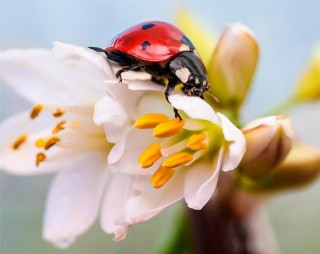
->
<box><xmin>206</xmin><ymin>91</ymin><xmax>220</xmax><ymax>104</ymax></box>
<box><xmin>88</xmin><ymin>47</ymin><xmax>106</xmax><ymax>54</ymax></box>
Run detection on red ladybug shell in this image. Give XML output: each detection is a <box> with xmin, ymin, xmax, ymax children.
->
<box><xmin>106</xmin><ymin>21</ymin><xmax>195</xmax><ymax>62</ymax></box>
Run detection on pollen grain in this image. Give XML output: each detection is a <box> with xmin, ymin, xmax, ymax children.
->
<box><xmin>12</xmin><ymin>134</ymin><xmax>28</xmax><ymax>150</ymax></box>
<box><xmin>36</xmin><ymin>152</ymin><xmax>46</xmax><ymax>166</ymax></box>
<box><xmin>30</xmin><ymin>104</ymin><xmax>43</xmax><ymax>119</ymax></box>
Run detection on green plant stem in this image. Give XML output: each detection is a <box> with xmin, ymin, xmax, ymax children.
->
<box><xmin>161</xmin><ymin>210</ymin><xmax>194</xmax><ymax>254</ymax></box>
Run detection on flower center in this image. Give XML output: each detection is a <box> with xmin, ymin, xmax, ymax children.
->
<box><xmin>135</xmin><ymin>113</ymin><xmax>210</xmax><ymax>189</ymax></box>
<box><xmin>11</xmin><ymin>104</ymin><xmax>79</xmax><ymax>167</ymax></box>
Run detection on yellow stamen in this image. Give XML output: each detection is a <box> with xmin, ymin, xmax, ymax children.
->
<box><xmin>30</xmin><ymin>104</ymin><xmax>43</xmax><ymax>119</ymax></box>
<box><xmin>187</xmin><ymin>133</ymin><xmax>208</xmax><ymax>150</ymax></box>
<box><xmin>134</xmin><ymin>113</ymin><xmax>169</xmax><ymax>129</ymax></box>
<box><xmin>53</xmin><ymin>108</ymin><xmax>65</xmax><ymax>117</ymax></box>
<box><xmin>52</xmin><ymin>120</ymin><xmax>66</xmax><ymax>134</ymax></box>
<box><xmin>12</xmin><ymin>134</ymin><xmax>28</xmax><ymax>150</ymax></box>
<box><xmin>153</xmin><ymin>118</ymin><xmax>185</xmax><ymax>138</ymax></box>
<box><xmin>36</xmin><ymin>152</ymin><xmax>46</xmax><ymax>166</ymax></box>
<box><xmin>162</xmin><ymin>152</ymin><xmax>193</xmax><ymax>168</ymax></box>
<box><xmin>35</xmin><ymin>138</ymin><xmax>46</xmax><ymax>148</ymax></box>
<box><xmin>161</xmin><ymin>153</ymin><xmax>193</xmax><ymax>168</ymax></box>
<box><xmin>44</xmin><ymin>136</ymin><xmax>61</xmax><ymax>150</ymax></box>
<box><xmin>151</xmin><ymin>166</ymin><xmax>175</xmax><ymax>189</ymax></box>
<box><xmin>138</xmin><ymin>143</ymin><xmax>162</xmax><ymax>168</ymax></box>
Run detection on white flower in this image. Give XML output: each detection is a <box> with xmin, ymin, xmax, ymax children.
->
<box><xmin>0</xmin><ymin>42</ymin><xmax>125</xmax><ymax>247</ymax></box>
<box><xmin>94</xmin><ymin>80</ymin><xmax>246</xmax><ymax>238</ymax></box>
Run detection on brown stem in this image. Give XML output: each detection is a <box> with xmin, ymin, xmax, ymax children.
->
<box><xmin>188</xmin><ymin>173</ymin><xmax>279</xmax><ymax>254</ymax></box>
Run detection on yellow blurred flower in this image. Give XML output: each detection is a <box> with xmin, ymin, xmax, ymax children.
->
<box><xmin>294</xmin><ymin>46</ymin><xmax>320</xmax><ymax>102</ymax></box>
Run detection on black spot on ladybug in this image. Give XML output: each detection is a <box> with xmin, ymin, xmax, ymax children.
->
<box><xmin>181</xmin><ymin>35</ymin><xmax>195</xmax><ymax>50</ymax></box>
<box><xmin>141</xmin><ymin>23</ymin><xmax>155</xmax><ymax>30</ymax></box>
<box><xmin>141</xmin><ymin>41</ymin><xmax>151</xmax><ymax>51</ymax></box>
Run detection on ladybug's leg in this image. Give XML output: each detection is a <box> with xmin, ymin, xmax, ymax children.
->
<box><xmin>165</xmin><ymin>79</ymin><xmax>182</xmax><ymax>120</ymax></box>
<box><xmin>115</xmin><ymin>64</ymin><xmax>143</xmax><ymax>83</ymax></box>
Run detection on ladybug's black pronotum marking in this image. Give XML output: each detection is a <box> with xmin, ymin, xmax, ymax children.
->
<box><xmin>89</xmin><ymin>21</ymin><xmax>211</xmax><ymax>119</ymax></box>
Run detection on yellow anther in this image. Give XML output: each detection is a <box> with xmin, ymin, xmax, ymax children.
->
<box><xmin>12</xmin><ymin>134</ymin><xmax>28</xmax><ymax>150</ymax></box>
<box><xmin>44</xmin><ymin>136</ymin><xmax>61</xmax><ymax>150</ymax></box>
<box><xmin>151</xmin><ymin>166</ymin><xmax>175</xmax><ymax>189</ymax></box>
<box><xmin>35</xmin><ymin>138</ymin><xmax>46</xmax><ymax>148</ymax></box>
<box><xmin>138</xmin><ymin>143</ymin><xmax>162</xmax><ymax>168</ymax></box>
<box><xmin>36</xmin><ymin>152</ymin><xmax>46</xmax><ymax>166</ymax></box>
<box><xmin>153</xmin><ymin>118</ymin><xmax>185</xmax><ymax>138</ymax></box>
<box><xmin>187</xmin><ymin>133</ymin><xmax>208</xmax><ymax>150</ymax></box>
<box><xmin>134</xmin><ymin>113</ymin><xmax>169</xmax><ymax>129</ymax></box>
<box><xmin>52</xmin><ymin>120</ymin><xmax>66</xmax><ymax>134</ymax></box>
<box><xmin>162</xmin><ymin>152</ymin><xmax>193</xmax><ymax>168</ymax></box>
<box><xmin>30</xmin><ymin>104</ymin><xmax>43</xmax><ymax>119</ymax></box>
<box><xmin>53</xmin><ymin>108</ymin><xmax>65</xmax><ymax>117</ymax></box>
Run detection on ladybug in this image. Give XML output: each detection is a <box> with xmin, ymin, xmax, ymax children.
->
<box><xmin>89</xmin><ymin>21</ymin><xmax>210</xmax><ymax>119</ymax></box>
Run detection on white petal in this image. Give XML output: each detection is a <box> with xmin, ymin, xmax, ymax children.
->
<box><xmin>0</xmin><ymin>48</ymin><xmax>105</xmax><ymax>105</ymax></box>
<box><xmin>125</xmin><ymin>173</ymin><xmax>184</xmax><ymax>223</ymax></box>
<box><xmin>218</xmin><ymin>113</ymin><xmax>246</xmax><ymax>172</ymax></box>
<box><xmin>53</xmin><ymin>41</ymin><xmax>114</xmax><ymax>77</ymax></box>
<box><xmin>43</xmin><ymin>153</ymin><xmax>108</xmax><ymax>248</ymax></box>
<box><xmin>169</xmin><ymin>94</ymin><xmax>220</xmax><ymax>124</ymax></box>
<box><xmin>100</xmin><ymin>173</ymin><xmax>134</xmax><ymax>241</ymax></box>
<box><xmin>93</xmin><ymin>96</ymin><xmax>130</xmax><ymax>143</ymax></box>
<box><xmin>184</xmin><ymin>149</ymin><xmax>223</xmax><ymax>209</ymax></box>
<box><xmin>125</xmin><ymin>79</ymin><xmax>164</xmax><ymax>92</ymax></box>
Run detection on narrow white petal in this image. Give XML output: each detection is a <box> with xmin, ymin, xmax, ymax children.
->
<box><xmin>100</xmin><ymin>173</ymin><xmax>134</xmax><ymax>241</ymax></box>
<box><xmin>169</xmin><ymin>94</ymin><xmax>220</xmax><ymax>124</ymax></box>
<box><xmin>218</xmin><ymin>113</ymin><xmax>246</xmax><ymax>171</ymax></box>
<box><xmin>53</xmin><ymin>41</ymin><xmax>114</xmax><ymax>77</ymax></box>
<box><xmin>0</xmin><ymin>48</ymin><xmax>105</xmax><ymax>105</ymax></box>
<box><xmin>43</xmin><ymin>153</ymin><xmax>108</xmax><ymax>248</ymax></box>
<box><xmin>184</xmin><ymin>149</ymin><xmax>223</xmax><ymax>209</ymax></box>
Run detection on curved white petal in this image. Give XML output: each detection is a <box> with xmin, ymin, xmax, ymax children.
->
<box><xmin>0</xmin><ymin>48</ymin><xmax>105</xmax><ymax>105</ymax></box>
<box><xmin>125</xmin><ymin>173</ymin><xmax>184</xmax><ymax>223</ymax></box>
<box><xmin>53</xmin><ymin>41</ymin><xmax>114</xmax><ymax>77</ymax></box>
<box><xmin>43</xmin><ymin>152</ymin><xmax>108</xmax><ymax>248</ymax></box>
<box><xmin>218</xmin><ymin>113</ymin><xmax>246</xmax><ymax>172</ymax></box>
<box><xmin>169</xmin><ymin>94</ymin><xmax>220</xmax><ymax>124</ymax></box>
<box><xmin>100</xmin><ymin>173</ymin><xmax>134</xmax><ymax>241</ymax></box>
<box><xmin>184</xmin><ymin>149</ymin><xmax>223</xmax><ymax>209</ymax></box>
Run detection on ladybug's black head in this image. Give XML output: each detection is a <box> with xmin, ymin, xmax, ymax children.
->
<box><xmin>169</xmin><ymin>51</ymin><xmax>210</xmax><ymax>99</ymax></box>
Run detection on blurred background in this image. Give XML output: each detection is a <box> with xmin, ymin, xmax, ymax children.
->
<box><xmin>1</xmin><ymin>0</ymin><xmax>320</xmax><ymax>253</ymax></box>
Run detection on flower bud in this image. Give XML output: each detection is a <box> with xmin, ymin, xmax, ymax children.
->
<box><xmin>246</xmin><ymin>143</ymin><xmax>320</xmax><ymax>192</ymax></box>
<box><xmin>240</xmin><ymin>115</ymin><xmax>294</xmax><ymax>179</ymax></box>
<box><xmin>294</xmin><ymin>46</ymin><xmax>320</xmax><ymax>102</ymax></box>
<box><xmin>208</xmin><ymin>23</ymin><xmax>259</xmax><ymax>110</ymax></box>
